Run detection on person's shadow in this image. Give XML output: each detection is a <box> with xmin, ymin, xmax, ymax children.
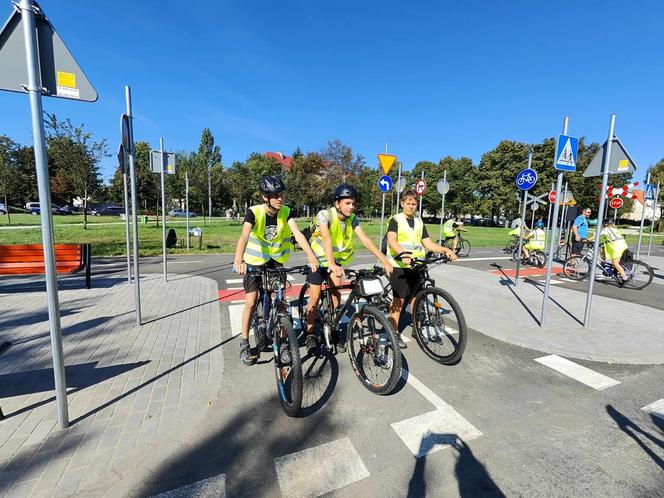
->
<box><xmin>407</xmin><ymin>433</ymin><xmax>505</xmax><ymax>497</ymax></box>
<box><xmin>606</xmin><ymin>404</ymin><xmax>664</xmax><ymax>469</ymax></box>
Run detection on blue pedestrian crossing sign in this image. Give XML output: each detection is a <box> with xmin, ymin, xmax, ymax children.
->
<box><xmin>645</xmin><ymin>183</ymin><xmax>656</xmax><ymax>200</ymax></box>
<box><xmin>555</xmin><ymin>134</ymin><xmax>579</xmax><ymax>172</ymax></box>
<box><xmin>378</xmin><ymin>175</ymin><xmax>393</xmax><ymax>192</ymax></box>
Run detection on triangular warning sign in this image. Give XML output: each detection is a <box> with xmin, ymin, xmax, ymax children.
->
<box><xmin>583</xmin><ymin>137</ymin><xmax>637</xmax><ymax>178</ymax></box>
<box><xmin>377</xmin><ymin>154</ymin><xmax>397</xmax><ymax>175</ymax></box>
<box><xmin>556</xmin><ymin>138</ymin><xmax>575</xmax><ymax>167</ymax></box>
<box><xmin>0</xmin><ymin>3</ymin><xmax>97</xmax><ymax>102</ymax></box>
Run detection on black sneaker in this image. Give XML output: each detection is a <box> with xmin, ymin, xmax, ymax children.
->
<box><xmin>279</xmin><ymin>343</ymin><xmax>292</xmax><ymax>364</ymax></box>
<box><xmin>397</xmin><ymin>335</ymin><xmax>407</xmax><ymax>349</ymax></box>
<box><xmin>240</xmin><ymin>341</ymin><xmax>256</xmax><ymax>366</ymax></box>
<box><xmin>305</xmin><ymin>334</ymin><xmax>318</xmax><ymax>351</ymax></box>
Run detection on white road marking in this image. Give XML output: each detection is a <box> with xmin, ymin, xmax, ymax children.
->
<box><xmin>642</xmin><ymin>399</ymin><xmax>664</xmax><ymax>420</ymax></box>
<box><xmin>534</xmin><ymin>355</ymin><xmax>621</xmax><ymax>390</ymax></box>
<box><xmin>228</xmin><ymin>304</ymin><xmax>250</xmax><ymax>337</ymax></box>
<box><xmin>226</xmin><ymin>275</ymin><xmax>293</xmax><ymax>285</ymax></box>
<box><xmin>168</xmin><ymin>260</ymin><xmax>203</xmax><ymax>264</ymax></box>
<box><xmin>458</xmin><ymin>256</ymin><xmax>512</xmax><ymax>261</ymax></box>
<box><xmin>534</xmin><ymin>279</ymin><xmax>563</xmax><ymax>285</ymax></box>
<box><xmin>274</xmin><ymin>437</ymin><xmax>370</xmax><ymax>498</ymax></box>
<box><xmin>149</xmin><ymin>474</ymin><xmax>225</xmax><ymax>497</ymax></box>
<box><xmin>392</xmin><ymin>371</ymin><xmax>482</xmax><ymax>458</ymax></box>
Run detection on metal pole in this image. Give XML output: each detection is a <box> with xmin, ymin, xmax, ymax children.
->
<box><xmin>418</xmin><ymin>171</ymin><xmax>425</xmax><ymax>217</ymax></box>
<box><xmin>20</xmin><ymin>0</ymin><xmax>69</xmax><ymax>429</ymax></box>
<box><xmin>208</xmin><ymin>167</ymin><xmax>212</xmax><ymax>224</ymax></box>
<box><xmin>378</xmin><ymin>193</ymin><xmax>386</xmax><ymax>247</ymax></box>
<box><xmin>544</xmin><ymin>182</ymin><xmax>554</xmax><ymax>254</ymax></box>
<box><xmin>186</xmin><ymin>172</ymin><xmax>190</xmax><ymax>250</ymax></box>
<box><xmin>160</xmin><ymin>138</ymin><xmax>167</xmax><ymax>282</ymax></box>
<box><xmin>636</xmin><ymin>172</ymin><xmax>650</xmax><ymax>258</ymax></box>
<box><xmin>531</xmin><ymin>203</ymin><xmax>536</xmax><ymax>228</ymax></box>
<box><xmin>559</xmin><ymin>182</ymin><xmax>568</xmax><ymax>243</ymax></box>
<box><xmin>123</xmin><ymin>169</ymin><xmax>131</xmax><ymax>284</ymax></box>
<box><xmin>541</xmin><ymin>116</ymin><xmax>569</xmax><ymax>327</ymax></box>
<box><xmin>395</xmin><ymin>162</ymin><xmax>402</xmax><ymax>208</ymax></box>
<box><xmin>515</xmin><ymin>191</ymin><xmax>529</xmax><ymax>287</ymax></box>
<box><xmin>439</xmin><ymin>170</ymin><xmax>447</xmax><ymax>243</ymax></box>
<box><xmin>583</xmin><ymin>114</ymin><xmax>616</xmax><ymax>327</ymax></box>
<box><xmin>126</xmin><ymin>85</ymin><xmax>141</xmax><ymax>326</ymax></box>
<box><xmin>647</xmin><ymin>181</ymin><xmax>660</xmax><ymax>257</ymax></box>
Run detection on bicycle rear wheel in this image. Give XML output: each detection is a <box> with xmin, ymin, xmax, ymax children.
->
<box><xmin>620</xmin><ymin>260</ymin><xmax>654</xmax><ymax>290</ymax></box>
<box><xmin>412</xmin><ymin>287</ymin><xmax>467</xmax><ymax>365</ymax></box>
<box><xmin>562</xmin><ymin>256</ymin><xmax>590</xmax><ymax>280</ymax></box>
<box><xmin>347</xmin><ymin>305</ymin><xmax>402</xmax><ymax>395</ymax></box>
<box><xmin>511</xmin><ymin>247</ymin><xmax>524</xmax><ymax>264</ymax></box>
<box><xmin>274</xmin><ymin>316</ymin><xmax>303</xmax><ymax>417</ymax></box>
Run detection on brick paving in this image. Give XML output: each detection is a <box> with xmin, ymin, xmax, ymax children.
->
<box><xmin>0</xmin><ymin>273</ymin><xmax>223</xmax><ymax>497</ymax></box>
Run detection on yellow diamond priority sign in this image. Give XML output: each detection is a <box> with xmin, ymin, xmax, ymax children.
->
<box><xmin>377</xmin><ymin>154</ymin><xmax>397</xmax><ymax>175</ymax></box>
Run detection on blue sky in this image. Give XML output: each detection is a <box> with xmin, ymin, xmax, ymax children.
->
<box><xmin>1</xmin><ymin>0</ymin><xmax>663</xmax><ymax>184</ymax></box>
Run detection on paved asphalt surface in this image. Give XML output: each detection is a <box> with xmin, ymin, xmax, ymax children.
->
<box><xmin>91</xmin><ymin>247</ymin><xmax>664</xmax><ymax>497</ymax></box>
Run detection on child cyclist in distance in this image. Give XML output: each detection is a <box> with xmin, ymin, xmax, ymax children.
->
<box><xmin>387</xmin><ymin>189</ymin><xmax>457</xmax><ymax>348</ymax></box>
<box><xmin>305</xmin><ymin>183</ymin><xmax>393</xmax><ymax>352</ymax></box>
<box><xmin>233</xmin><ymin>175</ymin><xmax>319</xmax><ymax>366</ymax></box>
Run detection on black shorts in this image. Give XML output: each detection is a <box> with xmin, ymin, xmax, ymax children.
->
<box><xmin>390</xmin><ymin>267</ymin><xmax>421</xmax><ymax>300</ymax></box>
<box><xmin>306</xmin><ymin>267</ymin><xmax>330</xmax><ymax>286</ymax></box>
<box><xmin>571</xmin><ymin>239</ymin><xmax>586</xmax><ymax>255</ymax></box>
<box><xmin>243</xmin><ymin>260</ymin><xmax>283</xmax><ymax>293</ymax></box>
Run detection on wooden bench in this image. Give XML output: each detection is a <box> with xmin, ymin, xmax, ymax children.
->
<box><xmin>0</xmin><ymin>243</ymin><xmax>92</xmax><ymax>289</ymax></box>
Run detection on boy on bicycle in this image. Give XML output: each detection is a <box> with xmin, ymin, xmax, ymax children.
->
<box><xmin>233</xmin><ymin>175</ymin><xmax>319</xmax><ymax>366</ymax></box>
<box><xmin>386</xmin><ymin>189</ymin><xmax>457</xmax><ymax>348</ymax></box>
<box><xmin>442</xmin><ymin>217</ymin><xmax>467</xmax><ymax>251</ymax></box>
<box><xmin>522</xmin><ymin>221</ymin><xmax>545</xmax><ymax>260</ymax></box>
<box><xmin>305</xmin><ymin>183</ymin><xmax>393</xmax><ymax>352</ymax></box>
<box><xmin>597</xmin><ymin>219</ymin><xmax>629</xmax><ymax>282</ymax></box>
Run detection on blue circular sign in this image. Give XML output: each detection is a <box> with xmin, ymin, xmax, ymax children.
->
<box><xmin>516</xmin><ymin>168</ymin><xmax>538</xmax><ymax>191</ymax></box>
<box><xmin>378</xmin><ymin>175</ymin><xmax>393</xmax><ymax>192</ymax></box>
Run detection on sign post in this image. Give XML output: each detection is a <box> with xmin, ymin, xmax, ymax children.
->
<box><xmin>416</xmin><ymin>175</ymin><xmax>426</xmax><ymax>217</ymax></box>
<box><xmin>545</xmin><ymin>184</ymin><xmax>555</xmax><ymax>251</ymax></box>
<box><xmin>118</xmin><ymin>142</ymin><xmax>131</xmax><ymax>284</ymax></box>
<box><xmin>377</xmin><ymin>151</ymin><xmax>396</xmax><ymax>247</ymax></box>
<box><xmin>636</xmin><ymin>173</ymin><xmax>651</xmax><ymax>258</ymax></box>
<box><xmin>583</xmin><ymin>115</ymin><xmax>616</xmax><ymax>327</ymax></box>
<box><xmin>437</xmin><ymin>171</ymin><xmax>449</xmax><ymax>243</ymax></box>
<box><xmin>609</xmin><ymin>196</ymin><xmax>623</xmax><ymax>223</ymax></box>
<box><xmin>186</xmin><ymin>172</ymin><xmax>190</xmax><ymax>250</ymax></box>
<box><xmin>514</xmin><ymin>152</ymin><xmax>536</xmax><ymax>286</ymax></box>
<box><xmin>160</xmin><ymin>138</ymin><xmax>167</xmax><ymax>281</ymax></box>
<box><xmin>541</xmin><ymin>121</ymin><xmax>575</xmax><ymax>326</ymax></box>
<box><xmin>647</xmin><ymin>181</ymin><xmax>660</xmax><ymax>257</ymax></box>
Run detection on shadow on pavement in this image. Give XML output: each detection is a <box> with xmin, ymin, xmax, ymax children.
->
<box><xmin>0</xmin><ymin>275</ymin><xmax>125</xmax><ymax>294</ymax></box>
<box><xmin>491</xmin><ymin>263</ymin><xmax>541</xmax><ymax>326</ymax></box>
<box><xmin>606</xmin><ymin>404</ymin><xmax>664</xmax><ymax>469</ymax></box>
<box><xmin>141</xmin><ymin>298</ymin><xmax>221</xmax><ymax>325</ymax></box>
<box><xmin>523</xmin><ymin>279</ymin><xmax>583</xmax><ymax>326</ymax></box>
<box><xmin>407</xmin><ymin>433</ymin><xmax>505</xmax><ymax>498</ymax></box>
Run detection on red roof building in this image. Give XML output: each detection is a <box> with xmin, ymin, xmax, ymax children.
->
<box><xmin>264</xmin><ymin>152</ymin><xmax>293</xmax><ymax>171</ymax></box>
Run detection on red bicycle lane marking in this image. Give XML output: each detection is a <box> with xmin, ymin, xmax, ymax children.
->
<box><xmin>218</xmin><ymin>283</ymin><xmax>307</xmax><ymax>303</ymax></box>
<box><xmin>488</xmin><ymin>266</ymin><xmax>563</xmax><ymax>278</ymax></box>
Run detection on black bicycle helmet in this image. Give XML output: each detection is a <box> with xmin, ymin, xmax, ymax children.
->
<box><xmin>260</xmin><ymin>175</ymin><xmax>286</xmax><ymax>196</ymax></box>
<box><xmin>334</xmin><ymin>183</ymin><xmax>358</xmax><ymax>200</ymax></box>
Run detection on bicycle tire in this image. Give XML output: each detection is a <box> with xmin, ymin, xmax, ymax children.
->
<box><xmin>347</xmin><ymin>305</ymin><xmax>402</xmax><ymax>395</ymax></box>
<box><xmin>511</xmin><ymin>247</ymin><xmax>523</xmax><ymax>264</ymax></box>
<box><xmin>458</xmin><ymin>239</ymin><xmax>471</xmax><ymax>257</ymax></box>
<box><xmin>620</xmin><ymin>260</ymin><xmax>654</xmax><ymax>290</ymax></box>
<box><xmin>562</xmin><ymin>256</ymin><xmax>590</xmax><ymax>280</ymax></box>
<box><xmin>535</xmin><ymin>251</ymin><xmax>546</xmax><ymax>268</ymax></box>
<box><xmin>297</xmin><ymin>282</ymin><xmax>329</xmax><ymax>341</ymax></box>
<box><xmin>274</xmin><ymin>316</ymin><xmax>303</xmax><ymax>417</ymax></box>
<box><xmin>412</xmin><ymin>287</ymin><xmax>467</xmax><ymax>365</ymax></box>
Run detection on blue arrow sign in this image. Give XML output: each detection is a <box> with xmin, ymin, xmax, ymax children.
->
<box><xmin>555</xmin><ymin>134</ymin><xmax>579</xmax><ymax>172</ymax></box>
<box><xmin>378</xmin><ymin>175</ymin><xmax>393</xmax><ymax>192</ymax></box>
<box><xmin>645</xmin><ymin>183</ymin><xmax>656</xmax><ymax>200</ymax></box>
<box><xmin>516</xmin><ymin>168</ymin><xmax>538</xmax><ymax>191</ymax></box>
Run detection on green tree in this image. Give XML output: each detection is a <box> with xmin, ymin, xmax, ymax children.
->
<box><xmin>0</xmin><ymin>136</ymin><xmax>24</xmax><ymax>223</ymax></box>
<box><xmin>196</xmin><ymin>128</ymin><xmax>222</xmax><ymax>216</ymax></box>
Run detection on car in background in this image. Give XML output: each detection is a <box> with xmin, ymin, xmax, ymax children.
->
<box><xmin>88</xmin><ymin>204</ymin><xmax>123</xmax><ymax>216</ymax></box>
<box><xmin>24</xmin><ymin>202</ymin><xmax>71</xmax><ymax>215</ymax></box>
<box><xmin>168</xmin><ymin>209</ymin><xmax>197</xmax><ymax>217</ymax></box>
<box><xmin>0</xmin><ymin>202</ymin><xmax>7</xmax><ymax>215</ymax></box>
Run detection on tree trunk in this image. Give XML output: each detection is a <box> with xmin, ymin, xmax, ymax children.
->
<box><xmin>202</xmin><ymin>203</ymin><xmax>206</xmax><ymax>227</ymax></box>
<box><xmin>5</xmin><ymin>194</ymin><xmax>10</xmax><ymax>224</ymax></box>
<box><xmin>83</xmin><ymin>189</ymin><xmax>88</xmax><ymax>230</ymax></box>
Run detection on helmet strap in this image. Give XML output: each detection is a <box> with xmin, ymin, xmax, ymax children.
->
<box><xmin>265</xmin><ymin>197</ymin><xmax>279</xmax><ymax>214</ymax></box>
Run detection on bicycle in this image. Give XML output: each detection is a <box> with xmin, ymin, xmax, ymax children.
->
<box><xmin>246</xmin><ymin>264</ymin><xmax>310</xmax><ymax>416</ymax></box>
<box><xmin>442</xmin><ymin>234</ymin><xmax>471</xmax><ymax>257</ymax></box>
<box><xmin>511</xmin><ymin>246</ymin><xmax>546</xmax><ymax>268</ymax></box>
<box><xmin>382</xmin><ymin>254</ymin><xmax>467</xmax><ymax>365</ymax></box>
<box><xmin>503</xmin><ymin>235</ymin><xmax>519</xmax><ymax>254</ymax></box>
<box><xmin>562</xmin><ymin>247</ymin><xmax>653</xmax><ymax>289</ymax></box>
<box><xmin>298</xmin><ymin>266</ymin><xmax>402</xmax><ymax>395</ymax></box>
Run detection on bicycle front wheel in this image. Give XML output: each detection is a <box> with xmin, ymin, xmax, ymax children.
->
<box><xmin>347</xmin><ymin>305</ymin><xmax>402</xmax><ymax>395</ymax></box>
<box><xmin>274</xmin><ymin>316</ymin><xmax>303</xmax><ymax>417</ymax></box>
<box><xmin>563</xmin><ymin>256</ymin><xmax>590</xmax><ymax>280</ymax></box>
<box><xmin>412</xmin><ymin>287</ymin><xmax>467</xmax><ymax>364</ymax></box>
<box><xmin>457</xmin><ymin>239</ymin><xmax>471</xmax><ymax>257</ymax></box>
<box><xmin>620</xmin><ymin>260</ymin><xmax>654</xmax><ymax>290</ymax></box>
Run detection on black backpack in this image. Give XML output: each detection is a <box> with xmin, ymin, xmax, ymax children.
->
<box><xmin>166</xmin><ymin>228</ymin><xmax>177</xmax><ymax>249</ymax></box>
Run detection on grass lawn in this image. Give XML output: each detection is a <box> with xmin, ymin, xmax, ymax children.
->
<box><xmin>1</xmin><ymin>217</ymin><xmax>662</xmax><ymax>257</ymax></box>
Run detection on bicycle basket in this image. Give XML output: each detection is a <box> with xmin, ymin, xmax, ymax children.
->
<box><xmin>356</xmin><ymin>277</ymin><xmax>385</xmax><ymax>297</ymax></box>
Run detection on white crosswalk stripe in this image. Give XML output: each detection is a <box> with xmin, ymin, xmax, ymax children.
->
<box><xmin>149</xmin><ymin>474</ymin><xmax>225</xmax><ymax>497</ymax></box>
<box><xmin>274</xmin><ymin>437</ymin><xmax>370</xmax><ymax>498</ymax></box>
<box><xmin>534</xmin><ymin>355</ymin><xmax>621</xmax><ymax>390</ymax></box>
<box><xmin>228</xmin><ymin>304</ymin><xmax>248</xmax><ymax>337</ymax></box>
<box><xmin>226</xmin><ymin>275</ymin><xmax>294</xmax><ymax>285</ymax></box>
<box><xmin>642</xmin><ymin>399</ymin><xmax>664</xmax><ymax>420</ymax></box>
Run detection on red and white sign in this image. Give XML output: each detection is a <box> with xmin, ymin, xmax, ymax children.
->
<box><xmin>609</xmin><ymin>197</ymin><xmax>623</xmax><ymax>209</ymax></box>
<box><xmin>548</xmin><ymin>190</ymin><xmax>556</xmax><ymax>203</ymax></box>
<box><xmin>604</xmin><ymin>181</ymin><xmax>639</xmax><ymax>201</ymax></box>
<box><xmin>415</xmin><ymin>179</ymin><xmax>427</xmax><ymax>196</ymax></box>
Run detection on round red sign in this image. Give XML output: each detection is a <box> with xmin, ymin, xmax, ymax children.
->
<box><xmin>415</xmin><ymin>179</ymin><xmax>427</xmax><ymax>196</ymax></box>
<box><xmin>609</xmin><ymin>197</ymin><xmax>623</xmax><ymax>209</ymax></box>
<box><xmin>548</xmin><ymin>190</ymin><xmax>556</xmax><ymax>203</ymax></box>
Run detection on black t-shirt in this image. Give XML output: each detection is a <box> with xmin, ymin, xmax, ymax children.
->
<box><xmin>244</xmin><ymin>207</ymin><xmax>294</xmax><ymax>242</ymax></box>
<box><xmin>387</xmin><ymin>216</ymin><xmax>429</xmax><ymax>239</ymax></box>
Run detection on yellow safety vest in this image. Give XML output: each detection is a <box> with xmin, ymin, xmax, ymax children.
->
<box><xmin>508</xmin><ymin>227</ymin><xmax>521</xmax><ymax>236</ymax></box>
<box><xmin>386</xmin><ymin>213</ymin><xmax>426</xmax><ymax>268</ymax></box>
<box><xmin>310</xmin><ymin>208</ymin><xmax>355</xmax><ymax>267</ymax></box>
<box><xmin>443</xmin><ymin>219</ymin><xmax>456</xmax><ymax>238</ymax></box>
<box><xmin>601</xmin><ymin>226</ymin><xmax>624</xmax><ymax>245</ymax></box>
<box><xmin>243</xmin><ymin>204</ymin><xmax>293</xmax><ymax>265</ymax></box>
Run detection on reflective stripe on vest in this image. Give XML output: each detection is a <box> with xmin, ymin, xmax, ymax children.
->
<box><xmin>534</xmin><ymin>229</ymin><xmax>545</xmax><ymax>242</ymax></box>
<box><xmin>601</xmin><ymin>226</ymin><xmax>624</xmax><ymax>244</ymax></box>
<box><xmin>387</xmin><ymin>213</ymin><xmax>426</xmax><ymax>268</ymax></box>
<box><xmin>310</xmin><ymin>208</ymin><xmax>355</xmax><ymax>266</ymax></box>
<box><xmin>243</xmin><ymin>205</ymin><xmax>293</xmax><ymax>265</ymax></box>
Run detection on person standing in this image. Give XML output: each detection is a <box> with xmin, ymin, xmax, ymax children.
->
<box><xmin>571</xmin><ymin>207</ymin><xmax>591</xmax><ymax>255</ymax></box>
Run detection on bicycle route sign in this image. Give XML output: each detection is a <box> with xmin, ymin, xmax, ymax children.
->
<box><xmin>378</xmin><ymin>175</ymin><xmax>393</xmax><ymax>193</ymax></box>
<box><xmin>415</xmin><ymin>179</ymin><xmax>426</xmax><ymax>196</ymax></box>
<box><xmin>555</xmin><ymin>134</ymin><xmax>579</xmax><ymax>172</ymax></box>
<box><xmin>516</xmin><ymin>168</ymin><xmax>537</xmax><ymax>191</ymax></box>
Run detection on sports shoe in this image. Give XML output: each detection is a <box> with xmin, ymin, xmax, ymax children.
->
<box><xmin>305</xmin><ymin>333</ymin><xmax>318</xmax><ymax>351</ymax></box>
<box><xmin>239</xmin><ymin>340</ymin><xmax>256</xmax><ymax>366</ymax></box>
<box><xmin>396</xmin><ymin>335</ymin><xmax>407</xmax><ymax>349</ymax></box>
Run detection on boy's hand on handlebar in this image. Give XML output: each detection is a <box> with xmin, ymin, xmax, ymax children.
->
<box><xmin>443</xmin><ymin>249</ymin><xmax>457</xmax><ymax>262</ymax></box>
<box><xmin>379</xmin><ymin>256</ymin><xmax>394</xmax><ymax>275</ymax></box>
<box><xmin>233</xmin><ymin>261</ymin><xmax>247</xmax><ymax>275</ymax></box>
<box><xmin>307</xmin><ymin>255</ymin><xmax>319</xmax><ymax>272</ymax></box>
<box><xmin>329</xmin><ymin>263</ymin><xmax>344</xmax><ymax>278</ymax></box>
